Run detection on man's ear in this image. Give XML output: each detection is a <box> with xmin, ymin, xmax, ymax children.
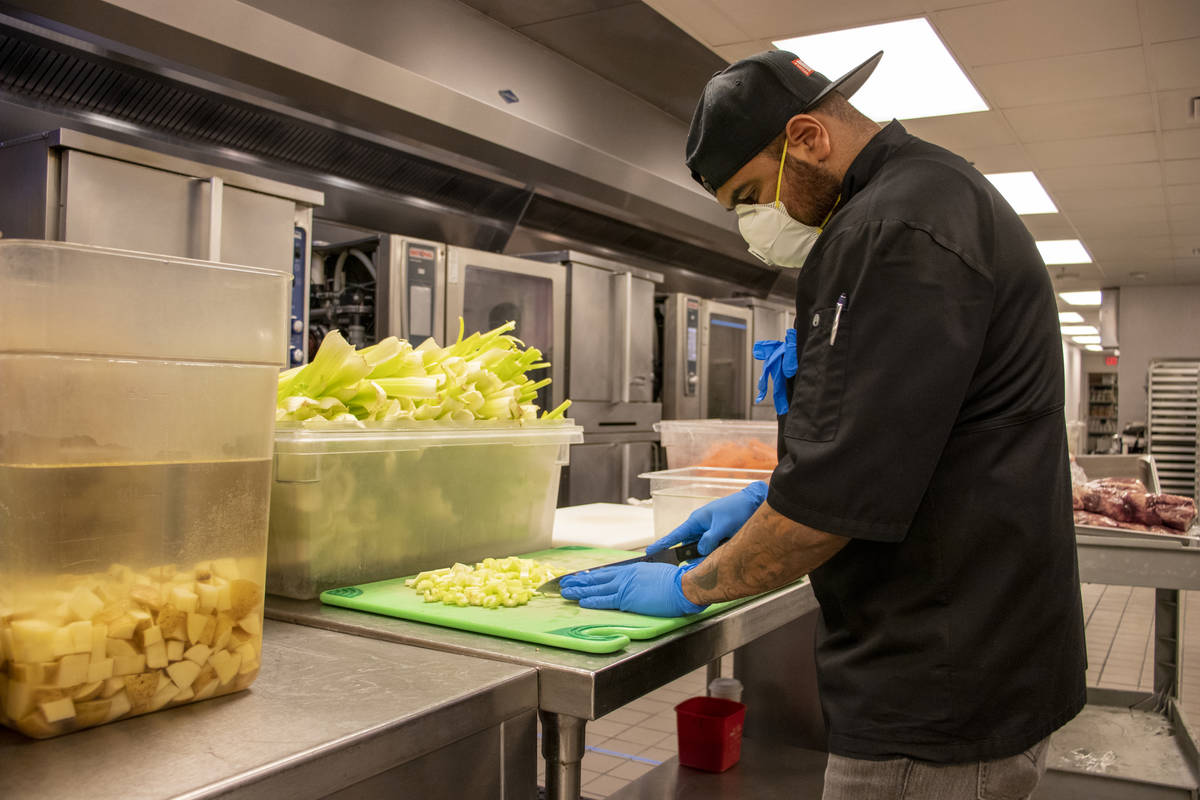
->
<box><xmin>784</xmin><ymin>114</ymin><xmax>831</xmax><ymax>164</ymax></box>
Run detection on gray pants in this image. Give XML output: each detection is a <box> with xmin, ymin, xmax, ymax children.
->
<box><xmin>822</xmin><ymin>738</ymin><xmax>1050</xmax><ymax>800</ymax></box>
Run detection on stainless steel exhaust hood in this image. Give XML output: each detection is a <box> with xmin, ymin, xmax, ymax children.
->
<box><xmin>0</xmin><ymin>0</ymin><xmax>785</xmax><ymax>295</ymax></box>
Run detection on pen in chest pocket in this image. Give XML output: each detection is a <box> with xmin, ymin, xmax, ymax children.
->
<box><xmin>830</xmin><ymin>292</ymin><xmax>847</xmax><ymax>346</ymax></box>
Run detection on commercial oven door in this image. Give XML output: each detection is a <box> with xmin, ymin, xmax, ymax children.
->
<box><xmin>701</xmin><ymin>301</ymin><xmax>754</xmax><ymax>420</ymax></box>
<box><xmin>568</xmin><ymin>265</ymin><xmax>656</xmax><ymax>405</ymax></box>
<box><xmin>378</xmin><ymin>236</ymin><xmax>446</xmax><ymax>344</ymax></box>
<box><xmin>445</xmin><ymin>247</ymin><xmax>566</xmax><ymax>412</ymax></box>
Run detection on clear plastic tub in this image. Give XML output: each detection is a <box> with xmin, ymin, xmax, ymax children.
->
<box><xmin>655</xmin><ymin>420</ymin><xmax>778</xmax><ymax>470</ymax></box>
<box><xmin>640</xmin><ymin>467</ymin><xmax>772</xmax><ymax>540</ymax></box>
<box><xmin>268</xmin><ymin>421</ymin><xmax>585</xmax><ymax>599</ymax></box>
<box><xmin>0</xmin><ymin>241</ymin><xmax>288</xmax><ymax>738</ymax></box>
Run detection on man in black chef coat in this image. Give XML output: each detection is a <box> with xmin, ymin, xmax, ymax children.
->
<box><xmin>561</xmin><ymin>50</ymin><xmax>1086</xmax><ymax>799</ymax></box>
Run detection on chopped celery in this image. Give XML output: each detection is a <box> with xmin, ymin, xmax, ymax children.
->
<box><xmin>403</xmin><ymin>558</ymin><xmax>567</xmax><ymax>608</ymax></box>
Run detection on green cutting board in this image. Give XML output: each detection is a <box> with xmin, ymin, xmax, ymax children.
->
<box><xmin>319</xmin><ymin>546</ymin><xmax>760</xmax><ymax>654</ymax></box>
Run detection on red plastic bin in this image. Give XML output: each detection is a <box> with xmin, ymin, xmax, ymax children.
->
<box><xmin>675</xmin><ymin>696</ymin><xmax>747</xmax><ymax>772</ymax></box>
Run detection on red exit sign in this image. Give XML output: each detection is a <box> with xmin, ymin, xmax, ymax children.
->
<box><xmin>1105</xmin><ymin>356</ymin><xmax>1119</xmax><ymax>367</ymax></box>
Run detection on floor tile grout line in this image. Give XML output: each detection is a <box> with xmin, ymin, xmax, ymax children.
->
<box><xmin>1097</xmin><ymin>586</ymin><xmax>1136</xmax><ymax>684</ymax></box>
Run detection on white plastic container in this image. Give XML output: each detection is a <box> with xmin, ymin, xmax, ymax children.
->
<box><xmin>655</xmin><ymin>420</ymin><xmax>778</xmax><ymax>470</ymax></box>
<box><xmin>0</xmin><ymin>241</ymin><xmax>288</xmax><ymax>738</ymax></box>
<box><xmin>639</xmin><ymin>467</ymin><xmax>772</xmax><ymax>540</ymax></box>
<box><xmin>268</xmin><ymin>421</ymin><xmax>584</xmax><ymax>598</ymax></box>
<box><xmin>708</xmin><ymin>677</ymin><xmax>744</xmax><ymax>703</ymax></box>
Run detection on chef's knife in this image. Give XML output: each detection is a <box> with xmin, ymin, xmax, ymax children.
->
<box><xmin>537</xmin><ymin>542</ymin><xmax>704</xmax><ymax>594</ymax></box>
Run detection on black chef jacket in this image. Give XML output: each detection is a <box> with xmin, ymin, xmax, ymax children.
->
<box><xmin>769</xmin><ymin>121</ymin><xmax>1086</xmax><ymax>763</ymax></box>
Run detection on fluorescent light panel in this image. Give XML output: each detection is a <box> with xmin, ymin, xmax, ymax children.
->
<box><xmin>773</xmin><ymin>18</ymin><xmax>988</xmax><ymax>121</ymax></box>
<box><xmin>1038</xmin><ymin>240</ymin><xmax>1092</xmax><ymax>265</ymax></box>
<box><xmin>1085</xmin><ymin>344</ymin><xmax>1103</xmax><ymax>352</ymax></box>
<box><xmin>1073</xmin><ymin>335</ymin><xmax>1102</xmax><ymax>345</ymax></box>
<box><xmin>985</xmin><ymin>172</ymin><xmax>1058</xmax><ymax>215</ymax></box>
<box><xmin>1060</xmin><ymin>325</ymin><xmax>1099</xmax><ymax>336</ymax></box>
<box><xmin>1058</xmin><ymin>311</ymin><xmax>1084</xmax><ymax>323</ymax></box>
<box><xmin>1059</xmin><ymin>291</ymin><xmax>1102</xmax><ymax>306</ymax></box>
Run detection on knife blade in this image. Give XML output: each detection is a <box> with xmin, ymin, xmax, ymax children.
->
<box><xmin>537</xmin><ymin>542</ymin><xmax>704</xmax><ymax>594</ymax></box>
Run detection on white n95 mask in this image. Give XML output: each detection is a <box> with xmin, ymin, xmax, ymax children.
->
<box><xmin>735</xmin><ymin>141</ymin><xmax>834</xmax><ymax>270</ymax></box>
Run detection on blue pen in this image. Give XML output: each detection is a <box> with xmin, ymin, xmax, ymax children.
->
<box><xmin>830</xmin><ymin>292</ymin><xmax>847</xmax><ymax>346</ymax></box>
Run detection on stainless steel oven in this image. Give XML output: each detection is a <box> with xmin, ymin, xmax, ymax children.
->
<box><xmin>660</xmin><ymin>294</ymin><xmax>754</xmax><ymax>420</ymax></box>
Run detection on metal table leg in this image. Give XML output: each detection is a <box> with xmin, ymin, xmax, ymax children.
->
<box><xmin>706</xmin><ymin>658</ymin><xmax>722</xmax><ymax>692</ymax></box>
<box><xmin>540</xmin><ymin>710</ymin><xmax>586</xmax><ymax>800</ymax></box>
<box><xmin>1154</xmin><ymin>588</ymin><xmax>1182</xmax><ymax>704</ymax></box>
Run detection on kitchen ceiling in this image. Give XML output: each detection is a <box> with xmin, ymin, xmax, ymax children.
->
<box><xmin>467</xmin><ymin>0</ymin><xmax>1199</xmax><ymax>292</ymax></box>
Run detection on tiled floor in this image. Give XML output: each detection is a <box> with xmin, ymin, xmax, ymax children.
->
<box><xmin>539</xmin><ymin>584</ymin><xmax>1200</xmax><ymax>799</ymax></box>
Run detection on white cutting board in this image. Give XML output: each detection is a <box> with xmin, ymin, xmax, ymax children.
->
<box><xmin>552</xmin><ymin>503</ymin><xmax>657</xmax><ymax>550</ymax></box>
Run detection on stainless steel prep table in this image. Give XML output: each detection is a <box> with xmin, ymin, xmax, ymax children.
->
<box><xmin>266</xmin><ymin>580</ymin><xmax>819</xmax><ymax>800</ymax></box>
<box><xmin>0</xmin><ymin>620</ymin><xmax>538</xmax><ymax>800</ymax></box>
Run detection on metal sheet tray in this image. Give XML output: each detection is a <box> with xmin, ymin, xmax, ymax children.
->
<box><xmin>1073</xmin><ymin>454</ymin><xmax>1198</xmax><ymax>543</ymax></box>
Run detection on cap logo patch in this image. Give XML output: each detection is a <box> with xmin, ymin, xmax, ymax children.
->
<box><xmin>791</xmin><ymin>57</ymin><xmax>814</xmax><ymax>76</ymax></box>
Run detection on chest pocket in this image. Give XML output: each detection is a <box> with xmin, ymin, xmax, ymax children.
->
<box><xmin>784</xmin><ymin>305</ymin><xmax>851</xmax><ymax>443</ymax></box>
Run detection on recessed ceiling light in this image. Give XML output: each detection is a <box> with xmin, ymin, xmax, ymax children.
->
<box><xmin>1085</xmin><ymin>344</ymin><xmax>1103</xmax><ymax>352</ymax></box>
<box><xmin>1061</xmin><ymin>325</ymin><xmax>1099</xmax><ymax>336</ymax></box>
<box><xmin>1073</xmin><ymin>335</ymin><xmax>1102</xmax><ymax>345</ymax></box>
<box><xmin>1058</xmin><ymin>311</ymin><xmax>1084</xmax><ymax>323</ymax></box>
<box><xmin>1059</xmin><ymin>291</ymin><xmax>1102</xmax><ymax>306</ymax></box>
<box><xmin>1038</xmin><ymin>240</ymin><xmax>1092</xmax><ymax>265</ymax></box>
<box><xmin>773</xmin><ymin>18</ymin><xmax>988</xmax><ymax>121</ymax></box>
<box><xmin>984</xmin><ymin>172</ymin><xmax>1058</xmax><ymax>215</ymax></box>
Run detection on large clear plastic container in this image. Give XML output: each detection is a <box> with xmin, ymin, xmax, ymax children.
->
<box><xmin>655</xmin><ymin>420</ymin><xmax>779</xmax><ymax>470</ymax></box>
<box><xmin>640</xmin><ymin>467</ymin><xmax>772</xmax><ymax>540</ymax></box>
<box><xmin>0</xmin><ymin>241</ymin><xmax>288</xmax><ymax>738</ymax></box>
<box><xmin>268</xmin><ymin>421</ymin><xmax>584</xmax><ymax>598</ymax></box>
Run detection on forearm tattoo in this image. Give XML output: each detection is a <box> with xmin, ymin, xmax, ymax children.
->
<box><xmin>681</xmin><ymin>502</ymin><xmax>848</xmax><ymax>605</ymax></box>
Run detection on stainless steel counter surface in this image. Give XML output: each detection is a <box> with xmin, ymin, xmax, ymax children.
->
<box><xmin>0</xmin><ymin>620</ymin><xmax>538</xmax><ymax>799</ymax></box>
<box><xmin>267</xmin><ymin>580</ymin><xmax>817</xmax><ymax>719</ymax></box>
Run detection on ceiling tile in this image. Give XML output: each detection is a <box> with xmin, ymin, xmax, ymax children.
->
<box><xmin>1164</xmin><ymin>129</ymin><xmax>1200</xmax><ymax>159</ymax></box>
<box><xmin>1055</xmin><ymin>185</ymin><xmax>1167</xmax><ymax>211</ymax></box>
<box><xmin>1172</xmin><ymin>258</ymin><xmax>1200</xmax><ymax>282</ymax></box>
<box><xmin>1140</xmin><ymin>0</ymin><xmax>1200</xmax><ymax>43</ymax></box>
<box><xmin>1174</xmin><ymin>238</ymin><xmax>1200</xmax><ymax>258</ymax></box>
<box><xmin>932</xmin><ymin>0</ymin><xmax>1139</xmax><ymax>66</ymax></box>
<box><xmin>1026</xmin><ymin>132</ymin><xmax>1159</xmax><ymax>168</ymax></box>
<box><xmin>956</xmin><ymin>143</ymin><xmax>1033</xmax><ymax>172</ymax></box>
<box><xmin>1020</xmin><ymin>214</ymin><xmax>1078</xmax><ymax>239</ymax></box>
<box><xmin>1148</xmin><ymin>38</ymin><xmax>1200</xmax><ymax>90</ymax></box>
<box><xmin>1072</xmin><ymin>210</ymin><xmax>1171</xmax><ymax>238</ymax></box>
<box><xmin>1169</xmin><ymin>202</ymin><xmax>1200</xmax><ymax>222</ymax></box>
<box><xmin>1157</xmin><ymin>87</ymin><xmax>1200</xmax><ymax>130</ymax></box>
<box><xmin>1003</xmin><ymin>93</ymin><xmax>1156</xmax><ymax>142</ymax></box>
<box><xmin>641</xmin><ymin>0</ymin><xmax>751</xmax><ymax>46</ymax></box>
<box><xmin>923</xmin><ymin>0</ymin><xmax>1006</xmax><ymax>10</ymax></box>
<box><xmin>1083</xmin><ymin>234</ymin><xmax>1175</xmax><ymax>259</ymax></box>
<box><xmin>459</xmin><ymin>0</ymin><xmax>630</xmax><ymax>29</ymax></box>
<box><xmin>1170</xmin><ymin>212</ymin><xmax>1200</xmax><ymax>235</ymax></box>
<box><xmin>1163</xmin><ymin>159</ymin><xmax>1200</xmax><ymax>185</ymax></box>
<box><xmin>713</xmin><ymin>40</ymin><xmax>770</xmax><ymax>62</ymax></box>
<box><xmin>710</xmin><ymin>0</ymin><xmax>928</xmax><ymax>42</ymax></box>
<box><xmin>900</xmin><ymin>111</ymin><xmax>1015</xmax><ymax>150</ymax></box>
<box><xmin>972</xmin><ymin>47</ymin><xmax>1148</xmax><ymax>108</ymax></box>
<box><xmin>1040</xmin><ymin>161</ymin><xmax>1164</xmax><ymax>191</ymax></box>
<box><xmin>1166</xmin><ymin>184</ymin><xmax>1200</xmax><ymax>204</ymax></box>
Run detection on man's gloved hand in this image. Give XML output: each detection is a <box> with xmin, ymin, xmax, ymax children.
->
<box><xmin>559</xmin><ymin>562</ymin><xmax>707</xmax><ymax>618</ymax></box>
<box><xmin>646</xmin><ymin>480</ymin><xmax>768</xmax><ymax>556</ymax></box>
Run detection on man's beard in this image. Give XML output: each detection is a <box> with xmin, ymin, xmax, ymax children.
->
<box><xmin>780</xmin><ymin>157</ymin><xmax>841</xmax><ymax>227</ymax></box>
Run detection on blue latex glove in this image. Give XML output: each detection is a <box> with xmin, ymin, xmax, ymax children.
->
<box><xmin>646</xmin><ymin>480</ymin><xmax>768</xmax><ymax>557</ymax></box>
<box><xmin>753</xmin><ymin>329</ymin><xmax>799</xmax><ymax>415</ymax></box>
<box><xmin>560</xmin><ymin>562</ymin><xmax>706</xmax><ymax>617</ymax></box>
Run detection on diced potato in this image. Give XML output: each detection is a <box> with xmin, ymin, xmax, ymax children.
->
<box><xmin>146</xmin><ymin>565</ymin><xmax>176</xmax><ymax>583</ymax></box>
<box><xmin>67</xmin><ymin>586</ymin><xmax>104</xmax><ymax>621</ymax></box>
<box><xmin>167</xmin><ymin>660</ymin><xmax>202</xmax><ymax>690</ymax></box>
<box><xmin>73</xmin><ymin>681</ymin><xmax>104</xmax><ymax>702</ymax></box>
<box><xmin>234</xmin><ymin>669</ymin><xmax>258</xmax><ymax>692</ymax></box>
<box><xmin>75</xmin><ymin>698</ymin><xmax>111</xmax><ymax>727</ymax></box>
<box><xmin>149</xmin><ymin>681</ymin><xmax>177</xmax><ymax>712</ymax></box>
<box><xmin>212</xmin><ymin>558</ymin><xmax>240</xmax><ymax>581</ymax></box>
<box><xmin>210</xmin><ymin>650</ymin><xmax>241</xmax><ymax>686</ymax></box>
<box><xmin>39</xmin><ymin>696</ymin><xmax>75</xmax><ymax>723</ymax></box>
<box><xmin>107</xmin><ymin>564</ymin><xmax>134</xmax><ymax>584</ymax></box>
<box><xmin>128</xmin><ymin>609</ymin><xmax>153</xmax><ymax>631</ymax></box>
<box><xmin>128</xmin><ymin>584</ymin><xmax>161</xmax><ymax>610</ymax></box>
<box><xmin>90</xmin><ymin>623</ymin><xmax>108</xmax><ymax>661</ymax></box>
<box><xmin>173</xmin><ymin>685</ymin><xmax>195</xmax><ymax>703</ymax></box>
<box><xmin>54</xmin><ymin>654</ymin><xmax>90</xmax><ymax>688</ymax></box>
<box><xmin>107</xmin><ymin>615</ymin><xmax>136</xmax><ymax>640</ymax></box>
<box><xmin>101</xmin><ymin>677</ymin><xmax>125</xmax><ymax>698</ymax></box>
<box><xmin>106</xmin><ymin>639</ymin><xmax>136</xmax><ymax>658</ymax></box>
<box><xmin>193</xmin><ymin>678</ymin><xmax>219</xmax><ymax>701</ymax></box>
<box><xmin>103</xmin><ymin>690</ymin><xmax>131</xmax><ymax>722</ymax></box>
<box><xmin>87</xmin><ymin>658</ymin><xmax>115</xmax><ymax>683</ymax></box>
<box><xmin>186</xmin><ymin>613</ymin><xmax>209</xmax><ymax>645</ymax></box>
<box><xmin>237</xmin><ymin>613</ymin><xmax>262</xmax><ymax>636</ymax></box>
<box><xmin>124</xmin><ymin>673</ymin><xmax>158</xmax><ymax>714</ymax></box>
<box><xmin>157</xmin><ymin>607</ymin><xmax>187</xmax><ymax>642</ymax></box>
<box><xmin>229</xmin><ymin>580</ymin><xmax>261</xmax><ymax>620</ymax></box>
<box><xmin>169</xmin><ymin>586</ymin><xmax>199</xmax><ymax>614</ymax></box>
<box><xmin>67</xmin><ymin>621</ymin><xmax>92</xmax><ymax>654</ymax></box>
<box><xmin>7</xmin><ymin>680</ymin><xmax>37</xmax><ymax>719</ymax></box>
<box><xmin>11</xmin><ymin>661</ymin><xmax>47</xmax><ymax>685</ymax></box>
<box><xmin>194</xmin><ymin>561</ymin><xmax>213</xmax><ymax>582</ymax></box>
<box><xmin>235</xmin><ymin>643</ymin><xmax>258</xmax><ymax>674</ymax></box>
<box><xmin>10</xmin><ymin>620</ymin><xmax>57</xmax><ymax>663</ymax></box>
<box><xmin>213</xmin><ymin>616</ymin><xmax>234</xmax><ymax>651</ymax></box>
<box><xmin>196</xmin><ymin>583</ymin><xmax>219</xmax><ymax>614</ymax></box>
<box><xmin>145</xmin><ymin>641</ymin><xmax>167</xmax><ymax>670</ymax></box>
<box><xmin>215</xmin><ymin>583</ymin><xmax>232</xmax><ymax>612</ymax></box>
<box><xmin>140</xmin><ymin>625</ymin><xmax>163</xmax><ymax>649</ymax></box>
<box><xmin>184</xmin><ymin>644</ymin><xmax>212</xmax><ymax>666</ymax></box>
<box><xmin>112</xmin><ymin>653</ymin><xmax>146</xmax><ymax>677</ymax></box>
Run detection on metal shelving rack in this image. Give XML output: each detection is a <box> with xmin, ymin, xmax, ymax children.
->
<box><xmin>1087</xmin><ymin>371</ymin><xmax>1119</xmax><ymax>453</ymax></box>
<box><xmin>1147</xmin><ymin>360</ymin><xmax>1199</xmax><ymax>498</ymax></box>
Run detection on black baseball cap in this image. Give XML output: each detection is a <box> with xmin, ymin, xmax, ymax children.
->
<box><xmin>685</xmin><ymin>50</ymin><xmax>883</xmax><ymax>194</ymax></box>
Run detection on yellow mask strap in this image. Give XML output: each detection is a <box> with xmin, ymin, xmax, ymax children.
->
<box><xmin>818</xmin><ymin>194</ymin><xmax>840</xmax><ymax>232</ymax></box>
<box><xmin>773</xmin><ymin>140</ymin><xmax>787</xmax><ymax>208</ymax></box>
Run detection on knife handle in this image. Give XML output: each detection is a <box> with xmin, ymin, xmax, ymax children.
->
<box><xmin>671</xmin><ymin>542</ymin><xmax>703</xmax><ymax>563</ymax></box>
